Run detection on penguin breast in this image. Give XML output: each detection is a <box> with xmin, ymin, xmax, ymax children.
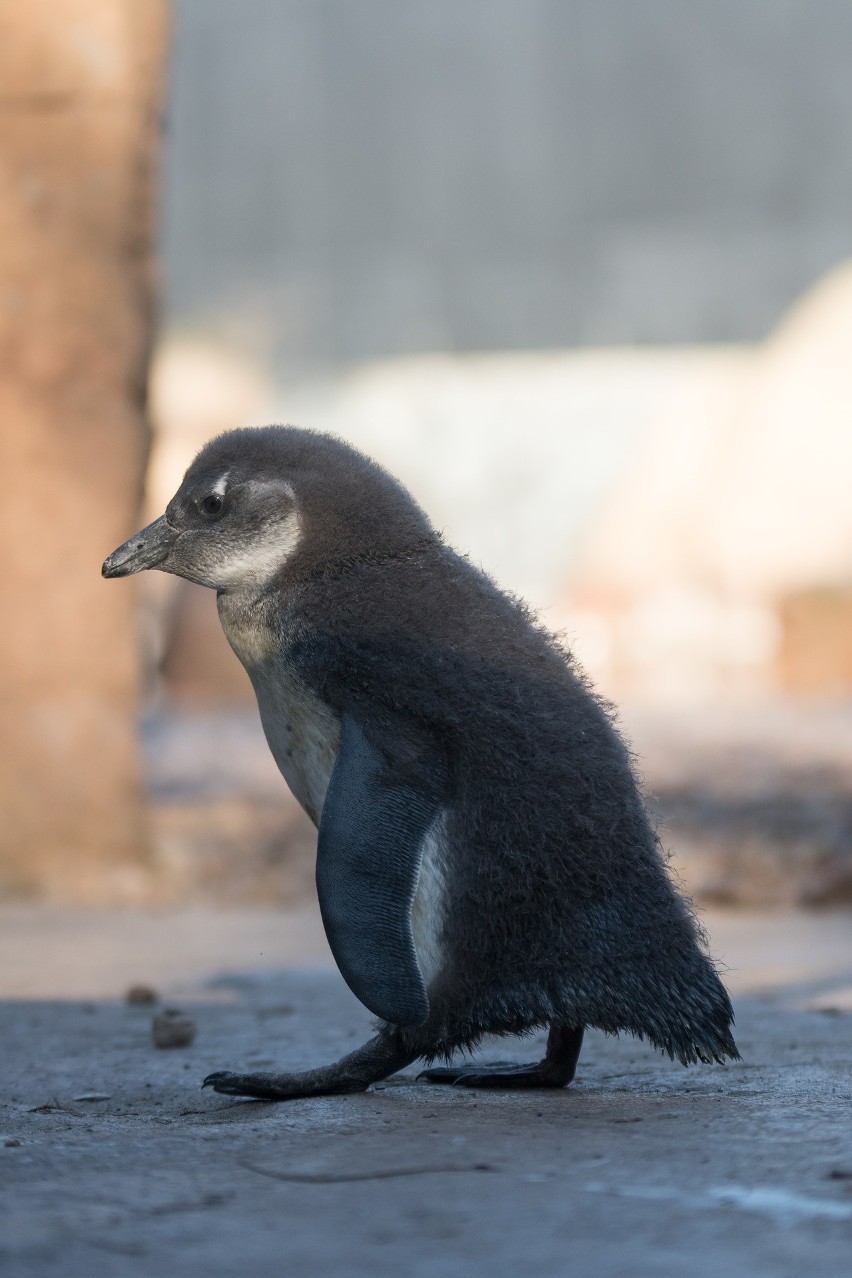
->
<box><xmin>218</xmin><ymin>599</ymin><xmax>340</xmax><ymax>824</ymax></box>
<box><xmin>252</xmin><ymin>664</ymin><xmax>341</xmax><ymax>826</ymax></box>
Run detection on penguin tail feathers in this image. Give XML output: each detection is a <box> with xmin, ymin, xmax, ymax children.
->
<box><xmin>658</xmin><ymin>1017</ymin><xmax>741</xmax><ymax>1068</ymax></box>
<box><xmin>640</xmin><ymin>971</ymin><xmax>740</xmax><ymax>1067</ymax></box>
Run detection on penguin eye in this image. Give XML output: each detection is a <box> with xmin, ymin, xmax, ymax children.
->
<box><xmin>200</xmin><ymin>493</ymin><xmax>224</xmax><ymax>518</ymax></box>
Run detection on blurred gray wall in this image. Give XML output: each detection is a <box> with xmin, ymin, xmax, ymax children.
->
<box><xmin>162</xmin><ymin>0</ymin><xmax>852</xmax><ymax>362</ymax></box>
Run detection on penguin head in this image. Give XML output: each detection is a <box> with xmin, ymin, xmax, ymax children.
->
<box><xmin>102</xmin><ymin>425</ymin><xmax>433</xmax><ymax>594</ymax></box>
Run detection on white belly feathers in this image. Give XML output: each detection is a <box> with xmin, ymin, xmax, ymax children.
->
<box><xmin>253</xmin><ymin>666</ymin><xmax>340</xmax><ymax>826</ymax></box>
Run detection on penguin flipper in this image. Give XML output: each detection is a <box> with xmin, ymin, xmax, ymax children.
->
<box><xmin>317</xmin><ymin>712</ymin><xmax>445</xmax><ymax>1028</ymax></box>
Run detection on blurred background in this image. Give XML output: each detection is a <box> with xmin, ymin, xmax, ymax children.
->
<box><xmin>4</xmin><ymin>0</ymin><xmax>852</xmax><ymax>910</ymax></box>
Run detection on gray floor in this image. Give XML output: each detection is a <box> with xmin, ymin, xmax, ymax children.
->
<box><xmin>2</xmin><ymin>907</ymin><xmax>851</xmax><ymax>1277</ymax></box>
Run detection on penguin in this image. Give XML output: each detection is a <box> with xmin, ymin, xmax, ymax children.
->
<box><xmin>103</xmin><ymin>425</ymin><xmax>739</xmax><ymax>1099</ymax></box>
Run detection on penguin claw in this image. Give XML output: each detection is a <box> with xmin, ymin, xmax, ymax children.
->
<box><xmin>202</xmin><ymin>1071</ymin><xmax>248</xmax><ymax>1096</ymax></box>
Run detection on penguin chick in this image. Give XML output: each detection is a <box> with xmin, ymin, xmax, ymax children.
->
<box><xmin>103</xmin><ymin>426</ymin><xmax>739</xmax><ymax>1099</ymax></box>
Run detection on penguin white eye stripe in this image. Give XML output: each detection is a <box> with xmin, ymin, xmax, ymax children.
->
<box><xmin>212</xmin><ymin>474</ymin><xmax>229</xmax><ymax>497</ymax></box>
<box><xmin>245</xmin><ymin>478</ymin><xmax>296</xmax><ymax>502</ymax></box>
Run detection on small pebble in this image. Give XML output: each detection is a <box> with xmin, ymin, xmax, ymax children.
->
<box><xmin>152</xmin><ymin>1009</ymin><xmax>197</xmax><ymax>1049</ymax></box>
<box><xmin>4</xmin><ymin>1139</ymin><xmax>22</xmax><ymax>1148</ymax></box>
<box><xmin>126</xmin><ymin>985</ymin><xmax>158</xmax><ymax>1005</ymax></box>
<box><xmin>73</xmin><ymin>1093</ymin><xmax>111</xmax><ymax>1103</ymax></box>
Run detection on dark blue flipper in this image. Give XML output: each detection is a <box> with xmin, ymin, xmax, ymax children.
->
<box><xmin>317</xmin><ymin>714</ymin><xmax>445</xmax><ymax>1027</ymax></box>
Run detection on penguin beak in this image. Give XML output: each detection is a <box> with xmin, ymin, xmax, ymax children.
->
<box><xmin>102</xmin><ymin>515</ymin><xmax>177</xmax><ymax>578</ymax></box>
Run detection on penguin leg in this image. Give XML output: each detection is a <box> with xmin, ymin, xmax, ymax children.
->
<box><xmin>202</xmin><ymin>1031</ymin><xmax>417</xmax><ymax>1101</ymax></box>
<box><xmin>418</xmin><ymin>1024</ymin><xmax>584</xmax><ymax>1090</ymax></box>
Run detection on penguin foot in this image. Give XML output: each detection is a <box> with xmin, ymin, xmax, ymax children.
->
<box><xmin>201</xmin><ymin>1031</ymin><xmax>418</xmax><ymax>1102</ymax></box>
<box><xmin>418</xmin><ymin>1024</ymin><xmax>584</xmax><ymax>1090</ymax></box>
<box><xmin>201</xmin><ymin>1069</ymin><xmax>367</xmax><ymax>1100</ymax></box>
<box><xmin>417</xmin><ymin>1061</ymin><xmax>570</xmax><ymax>1089</ymax></box>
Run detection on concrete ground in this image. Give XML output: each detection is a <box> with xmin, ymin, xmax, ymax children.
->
<box><xmin>2</xmin><ymin>905</ymin><xmax>852</xmax><ymax>1278</ymax></box>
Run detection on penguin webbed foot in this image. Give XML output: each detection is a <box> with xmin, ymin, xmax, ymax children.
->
<box><xmin>418</xmin><ymin>1025</ymin><xmax>584</xmax><ymax>1091</ymax></box>
<box><xmin>201</xmin><ymin>1031</ymin><xmax>417</xmax><ymax>1102</ymax></box>
<box><xmin>417</xmin><ymin>1061</ymin><xmax>566</xmax><ymax>1089</ymax></box>
<box><xmin>201</xmin><ymin>1069</ymin><xmax>366</xmax><ymax>1100</ymax></box>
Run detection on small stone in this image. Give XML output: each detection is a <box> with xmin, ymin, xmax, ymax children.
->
<box><xmin>126</xmin><ymin>985</ymin><xmax>158</xmax><ymax>1005</ymax></box>
<box><xmin>73</xmin><ymin>1093</ymin><xmax>111</xmax><ymax>1103</ymax></box>
<box><xmin>152</xmin><ymin>1008</ymin><xmax>197</xmax><ymax>1049</ymax></box>
<box><xmin>4</xmin><ymin>1139</ymin><xmax>22</xmax><ymax>1148</ymax></box>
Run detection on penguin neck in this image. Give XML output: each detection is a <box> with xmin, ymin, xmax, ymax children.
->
<box><xmin>215</xmin><ymin>532</ymin><xmax>440</xmax><ymax>673</ymax></box>
<box><xmin>216</xmin><ymin>588</ymin><xmax>282</xmax><ymax>672</ymax></box>
<box><xmin>283</xmin><ymin>533</ymin><xmax>439</xmax><ymax>589</ymax></box>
